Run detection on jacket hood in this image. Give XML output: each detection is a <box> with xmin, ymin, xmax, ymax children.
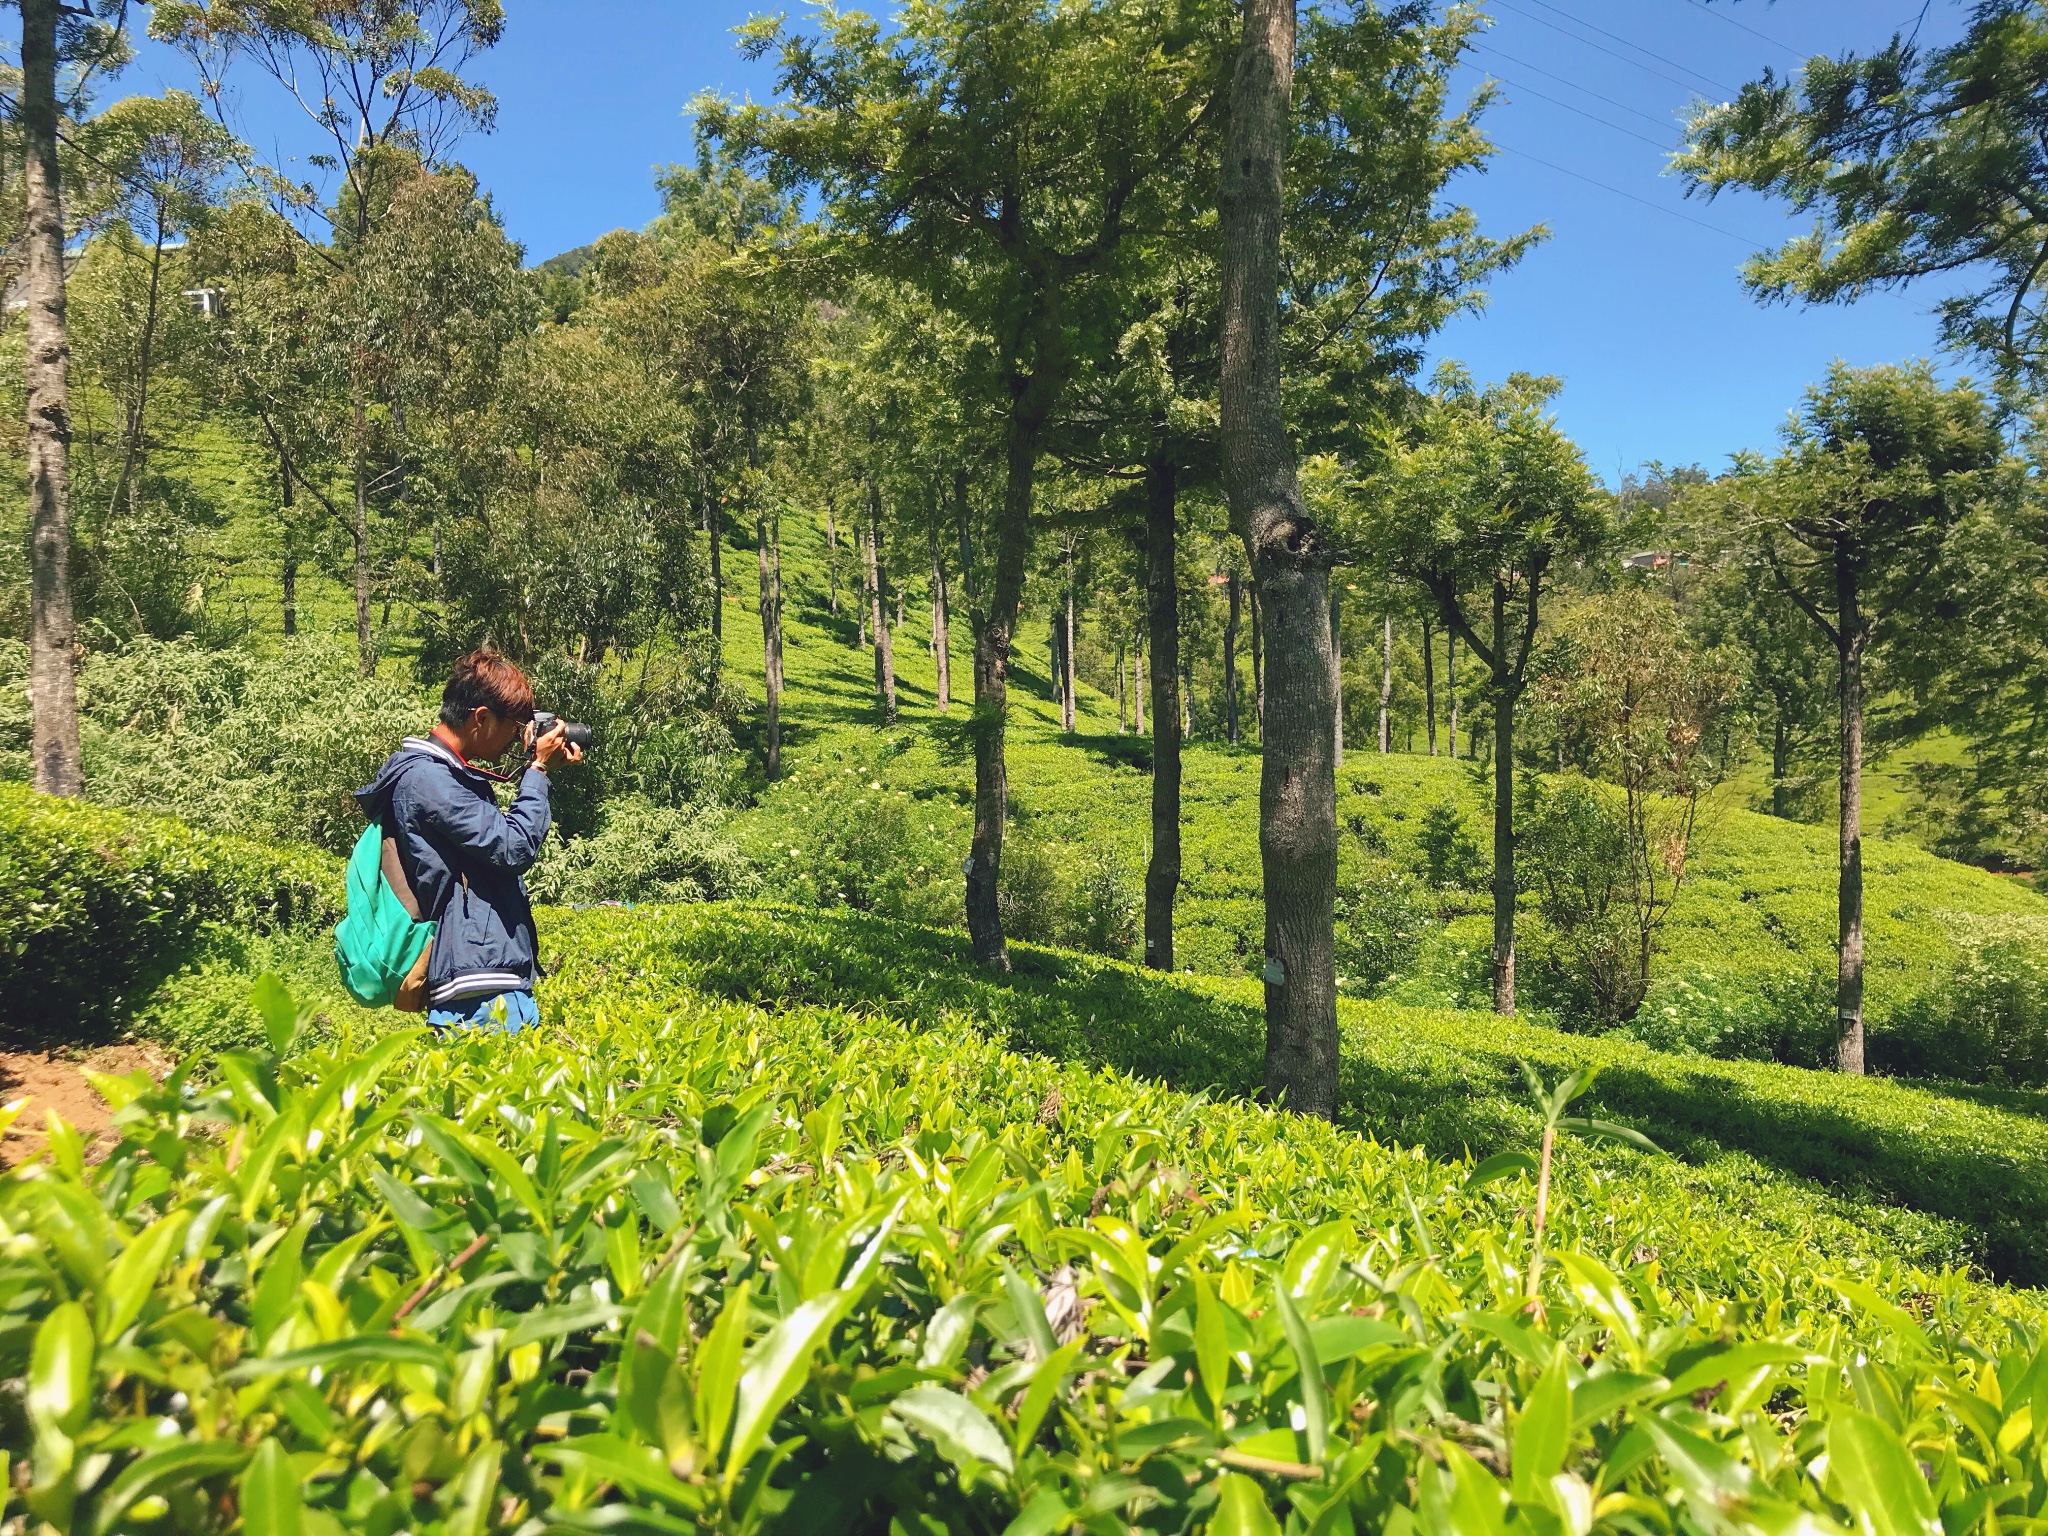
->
<box><xmin>354</xmin><ymin>736</ymin><xmax>480</xmax><ymax>823</ymax></box>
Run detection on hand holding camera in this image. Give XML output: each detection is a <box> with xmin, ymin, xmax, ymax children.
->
<box><xmin>528</xmin><ymin>710</ymin><xmax>592</xmax><ymax>773</ymax></box>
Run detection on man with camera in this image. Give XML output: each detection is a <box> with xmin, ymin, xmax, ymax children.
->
<box><xmin>353</xmin><ymin>649</ymin><xmax>584</xmax><ymax>1032</ymax></box>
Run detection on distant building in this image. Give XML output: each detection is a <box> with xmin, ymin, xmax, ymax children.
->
<box><xmin>1623</xmin><ymin>550</ymin><xmax>1688</xmax><ymax>572</ymax></box>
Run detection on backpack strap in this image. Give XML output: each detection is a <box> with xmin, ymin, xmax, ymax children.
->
<box><xmin>380</xmin><ymin>829</ymin><xmax>424</xmax><ymax>921</ymax></box>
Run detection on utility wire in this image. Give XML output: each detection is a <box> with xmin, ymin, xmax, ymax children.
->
<box><xmin>1493</xmin><ymin>142</ymin><xmax>1766</xmax><ymax>250</ymax></box>
<box><xmin>1479</xmin><ymin>65</ymin><xmax>1680</xmax><ymax>151</ymax></box>
<box><xmin>1491</xmin><ymin>0</ymin><xmax>1736</xmax><ymax>98</ymax></box>
<box><xmin>1511</xmin><ymin>0</ymin><xmax>1740</xmax><ymax>91</ymax></box>
<box><xmin>1677</xmin><ymin>0</ymin><xmax>1806</xmax><ymax>62</ymax></box>
<box><xmin>1471</xmin><ymin>41</ymin><xmax>1687</xmax><ymax>133</ymax></box>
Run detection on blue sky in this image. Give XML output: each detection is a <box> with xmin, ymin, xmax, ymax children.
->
<box><xmin>121</xmin><ymin>0</ymin><xmax>1974</xmax><ymax>481</ymax></box>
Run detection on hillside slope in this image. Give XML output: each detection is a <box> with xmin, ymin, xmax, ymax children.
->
<box><xmin>714</xmin><ymin>508</ymin><xmax>2048</xmax><ymax>1052</ymax></box>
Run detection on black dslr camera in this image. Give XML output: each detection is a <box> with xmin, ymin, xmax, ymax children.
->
<box><xmin>530</xmin><ymin>710</ymin><xmax>594</xmax><ymax>753</ymax></box>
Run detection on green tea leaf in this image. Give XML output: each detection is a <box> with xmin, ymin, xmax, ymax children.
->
<box><xmin>250</xmin><ymin>972</ymin><xmax>299</xmax><ymax>1057</ymax></box>
<box><xmin>1512</xmin><ymin>1348</ymin><xmax>1572</xmax><ymax>1502</ymax></box>
<box><xmin>696</xmin><ymin>1278</ymin><xmax>751</xmax><ymax>1457</ymax></box>
<box><xmin>1004</xmin><ymin>1262</ymin><xmax>1059</xmax><ymax>1364</ymax></box>
<box><xmin>1212</xmin><ymin>1471</ymin><xmax>1283</xmax><ymax>1536</ymax></box>
<box><xmin>1828</xmin><ymin>1406</ymin><xmax>1941</xmax><ymax>1536</ymax></box>
<box><xmin>239</xmin><ymin>1438</ymin><xmax>302</xmax><ymax>1536</ymax></box>
<box><xmin>1193</xmin><ymin>1272</ymin><xmax>1229</xmax><ymax>1424</ymax></box>
<box><xmin>892</xmin><ymin>1384</ymin><xmax>1015</xmax><ymax>1475</ymax></box>
<box><xmin>98</xmin><ymin>1208</ymin><xmax>191</xmax><ymax>1343</ymax></box>
<box><xmin>1468</xmin><ymin>1151</ymin><xmax>1540</xmax><ymax>1187</ymax></box>
<box><xmin>724</xmin><ymin>1289</ymin><xmax>846</xmax><ymax>1491</ymax></box>
<box><xmin>1273</xmin><ymin>1280</ymin><xmax>1328</xmax><ymax>1464</ymax></box>
<box><xmin>29</xmin><ymin>1301</ymin><xmax>93</xmax><ymax>1441</ymax></box>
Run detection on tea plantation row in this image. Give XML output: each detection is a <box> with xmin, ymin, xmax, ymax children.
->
<box><xmin>10</xmin><ymin>910</ymin><xmax>2048</xmax><ymax>1536</ymax></box>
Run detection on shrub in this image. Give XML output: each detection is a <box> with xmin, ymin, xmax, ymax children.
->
<box><xmin>1414</xmin><ymin>796</ymin><xmax>1487</xmax><ymax>891</ymax></box>
<box><xmin>1336</xmin><ymin>861</ymin><xmax>1436</xmax><ymax>993</ymax></box>
<box><xmin>1628</xmin><ymin>967</ymin><xmax>1837</xmax><ymax>1066</ymax></box>
<box><xmin>0</xmin><ymin>783</ymin><xmax>340</xmax><ymax>1037</ymax></box>
<box><xmin>746</xmin><ymin>756</ymin><xmax>965</xmax><ymax>927</ymax></box>
<box><xmin>527</xmin><ymin>795</ymin><xmax>758</xmax><ymax>907</ymax></box>
<box><xmin>1879</xmin><ymin>926</ymin><xmax>2048</xmax><ymax>1083</ymax></box>
<box><xmin>996</xmin><ymin>835</ymin><xmax>1060</xmax><ymax>943</ymax></box>
<box><xmin>1058</xmin><ymin>842</ymin><xmax>1139</xmax><ymax>959</ymax></box>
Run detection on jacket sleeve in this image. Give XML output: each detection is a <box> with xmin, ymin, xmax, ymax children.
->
<box><xmin>416</xmin><ymin>766</ymin><xmax>554</xmax><ymax>877</ymax></box>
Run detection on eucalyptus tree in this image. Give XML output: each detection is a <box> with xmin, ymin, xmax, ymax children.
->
<box><xmin>23</xmin><ymin>0</ymin><xmax>131</xmax><ymax>795</ymax></box>
<box><xmin>1716</xmin><ymin>363</ymin><xmax>2007</xmax><ymax>1073</ymax></box>
<box><xmin>1364</xmin><ymin>369</ymin><xmax>1609</xmax><ymax>1016</ymax></box>
<box><xmin>705</xmin><ymin>0</ymin><xmax>1234</xmax><ymax>971</ymax></box>
<box><xmin>152</xmin><ymin>0</ymin><xmax>503</xmax><ymax>673</ymax></box>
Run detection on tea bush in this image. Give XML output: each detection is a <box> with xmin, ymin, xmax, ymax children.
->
<box><xmin>0</xmin><ymin>784</ymin><xmax>339</xmax><ymax>1037</ymax></box>
<box><xmin>6</xmin><ymin>905</ymin><xmax>2048</xmax><ymax>1535</ymax></box>
<box><xmin>527</xmin><ymin>796</ymin><xmax>757</xmax><ymax>907</ymax></box>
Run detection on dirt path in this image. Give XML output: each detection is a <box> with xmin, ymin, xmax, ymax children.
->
<box><xmin>1</xmin><ymin>1044</ymin><xmax>170</xmax><ymax>1166</ymax></box>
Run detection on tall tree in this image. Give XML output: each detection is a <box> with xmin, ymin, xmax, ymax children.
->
<box><xmin>707</xmin><ymin>0</ymin><xmax>1232</xmax><ymax>970</ymax></box>
<box><xmin>154</xmin><ymin>0</ymin><xmax>502</xmax><ymax>674</ymax></box>
<box><xmin>1220</xmin><ymin>0</ymin><xmax>1344</xmax><ymax>1117</ymax></box>
<box><xmin>1366</xmin><ymin>370</ymin><xmax>1609</xmax><ymax>1014</ymax></box>
<box><xmin>1725</xmin><ymin>363</ymin><xmax>2005</xmax><ymax>1073</ymax></box>
<box><xmin>24</xmin><ymin>0</ymin><xmax>80</xmax><ymax>795</ymax></box>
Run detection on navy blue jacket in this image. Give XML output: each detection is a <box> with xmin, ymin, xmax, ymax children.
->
<box><xmin>354</xmin><ymin>735</ymin><xmax>553</xmax><ymax>1008</ymax></box>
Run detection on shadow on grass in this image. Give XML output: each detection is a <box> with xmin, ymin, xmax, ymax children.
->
<box><xmin>582</xmin><ymin>902</ymin><xmax>2048</xmax><ymax>1286</ymax></box>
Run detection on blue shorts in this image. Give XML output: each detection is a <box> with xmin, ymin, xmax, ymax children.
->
<box><xmin>428</xmin><ymin>990</ymin><xmax>539</xmax><ymax>1034</ymax></box>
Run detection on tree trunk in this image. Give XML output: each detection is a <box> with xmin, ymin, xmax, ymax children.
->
<box><xmin>107</xmin><ymin>225</ymin><xmax>166</xmax><ymax>534</ymax></box>
<box><xmin>1061</xmin><ymin>539</ymin><xmax>1078</xmax><ymax>732</ymax></box>
<box><xmin>282</xmin><ymin>557</ymin><xmax>297</xmax><ymax>638</ymax></box>
<box><xmin>857</xmin><ymin>519</ymin><xmax>871</xmax><ymax>649</ymax></box>
<box><xmin>931</xmin><ymin>509</ymin><xmax>951</xmax><ymax>713</ymax></box>
<box><xmin>1837</xmin><ymin>556</ymin><xmax>1866</xmax><ymax>1074</ymax></box>
<box><xmin>826</xmin><ymin>492</ymin><xmax>840</xmax><ymax>616</ymax></box>
<box><xmin>25</xmin><ymin>0</ymin><xmax>79</xmax><ymax>796</ymax></box>
<box><xmin>1379</xmin><ymin>612</ymin><xmax>1394</xmax><ymax>753</ymax></box>
<box><xmin>351</xmin><ymin>397</ymin><xmax>373</xmax><ymax>676</ymax></box>
<box><xmin>1224</xmin><ymin>572</ymin><xmax>1242</xmax><ymax>744</ymax></box>
<box><xmin>1145</xmin><ymin>449</ymin><xmax>1183</xmax><ymax>972</ymax></box>
<box><xmin>1330</xmin><ymin>585</ymin><xmax>1344</xmax><ymax>769</ymax></box>
<box><xmin>1771</xmin><ymin>715</ymin><xmax>1790</xmax><ymax>819</ymax></box>
<box><xmin>867</xmin><ymin>484</ymin><xmax>897</xmax><ymax>724</ymax></box>
<box><xmin>758</xmin><ymin>507</ymin><xmax>783</xmax><ymax>779</ymax></box>
<box><xmin>1490</xmin><ymin>580</ymin><xmax>1516</xmax><ymax>1015</ymax></box>
<box><xmin>964</xmin><ymin>383</ymin><xmax>1051</xmax><ymax>972</ymax></box>
<box><xmin>1181</xmin><ymin>649</ymin><xmax>1194</xmax><ymax>737</ymax></box>
<box><xmin>1448</xmin><ymin>627</ymin><xmax>1459</xmax><ymax>759</ymax></box>
<box><xmin>1116</xmin><ymin>636</ymin><xmax>1128</xmax><ymax>732</ymax></box>
<box><xmin>1250</xmin><ymin>581</ymin><xmax>1264</xmax><ymax>734</ymax></box>
<box><xmin>1134</xmin><ymin>643</ymin><xmax>1146</xmax><ymax>734</ymax></box>
<box><xmin>1422</xmin><ymin>614</ymin><xmax>1437</xmax><ymax>755</ymax></box>
<box><xmin>1220</xmin><ymin>0</ymin><xmax>1339</xmax><ymax>1120</ymax></box>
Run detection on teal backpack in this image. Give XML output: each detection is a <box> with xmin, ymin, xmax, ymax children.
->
<box><xmin>334</xmin><ymin>822</ymin><xmax>435</xmax><ymax>1008</ymax></box>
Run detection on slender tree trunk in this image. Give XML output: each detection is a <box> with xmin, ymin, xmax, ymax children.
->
<box><xmin>1448</xmin><ymin>628</ymin><xmax>1459</xmax><ymax>759</ymax></box>
<box><xmin>1837</xmin><ymin>556</ymin><xmax>1866</xmax><ymax>1074</ymax></box>
<box><xmin>1182</xmin><ymin>649</ymin><xmax>1194</xmax><ymax>737</ymax></box>
<box><xmin>1145</xmin><ymin>450</ymin><xmax>1182</xmax><ymax>972</ymax></box>
<box><xmin>867</xmin><ymin>483</ymin><xmax>897</xmax><ymax>724</ymax></box>
<box><xmin>1224</xmin><ymin>572</ymin><xmax>1242</xmax><ymax>744</ymax></box>
<box><xmin>25</xmin><ymin>0</ymin><xmax>78</xmax><ymax>796</ymax></box>
<box><xmin>1221</xmin><ymin>0</ymin><xmax>1338</xmax><ymax>1119</ymax></box>
<box><xmin>1422</xmin><ymin>614</ymin><xmax>1437</xmax><ymax>755</ymax></box>
<box><xmin>1379</xmin><ymin>612</ymin><xmax>1394</xmax><ymax>753</ymax></box>
<box><xmin>1116</xmin><ymin>636</ymin><xmax>1128</xmax><ymax>732</ymax></box>
<box><xmin>965</xmin><ymin>377</ymin><xmax>1053</xmax><ymax>972</ymax></box>
<box><xmin>1250</xmin><ymin>581</ymin><xmax>1264</xmax><ymax>734</ymax></box>
<box><xmin>107</xmin><ymin>226</ymin><xmax>166</xmax><ymax>534</ymax></box>
<box><xmin>1135</xmin><ymin>644</ymin><xmax>1147</xmax><ymax>734</ymax></box>
<box><xmin>708</xmin><ymin>489</ymin><xmax>725</xmax><ymax>687</ymax></box>
<box><xmin>1490</xmin><ymin>580</ymin><xmax>1517</xmax><ymax>1015</ymax></box>
<box><xmin>1061</xmin><ymin>539</ymin><xmax>1077</xmax><ymax>732</ymax></box>
<box><xmin>281</xmin><ymin>557</ymin><xmax>297</xmax><ymax>638</ymax></box>
<box><xmin>351</xmin><ymin>396</ymin><xmax>374</xmax><ymax>675</ymax></box>
<box><xmin>1330</xmin><ymin>585</ymin><xmax>1344</xmax><ymax>769</ymax></box>
<box><xmin>758</xmin><ymin>507</ymin><xmax>783</xmax><ymax>779</ymax></box>
<box><xmin>1771</xmin><ymin>715</ymin><xmax>1790</xmax><ymax>819</ymax></box>
<box><xmin>857</xmin><ymin>519</ymin><xmax>871</xmax><ymax>649</ymax></box>
<box><xmin>930</xmin><ymin>509</ymin><xmax>951</xmax><ymax>713</ymax></box>
<box><xmin>827</xmin><ymin>492</ymin><xmax>840</xmax><ymax>616</ymax></box>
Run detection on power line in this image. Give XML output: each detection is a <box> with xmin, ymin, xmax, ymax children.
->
<box><xmin>1493</xmin><ymin>142</ymin><xmax>1766</xmax><ymax>250</ymax></box>
<box><xmin>1479</xmin><ymin>65</ymin><xmax>1680</xmax><ymax>151</ymax></box>
<box><xmin>1491</xmin><ymin>0</ymin><xmax>1737</xmax><ymax>97</ymax></box>
<box><xmin>1472</xmin><ymin>41</ymin><xmax>1686</xmax><ymax>133</ymax></box>
<box><xmin>1677</xmin><ymin>0</ymin><xmax>1806</xmax><ymax>62</ymax></box>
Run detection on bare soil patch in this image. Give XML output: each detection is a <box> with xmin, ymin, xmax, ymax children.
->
<box><xmin>1</xmin><ymin>1043</ymin><xmax>171</xmax><ymax>1166</ymax></box>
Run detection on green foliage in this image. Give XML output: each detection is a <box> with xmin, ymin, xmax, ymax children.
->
<box><xmin>1884</xmin><ymin>923</ymin><xmax>2048</xmax><ymax>1086</ymax></box>
<box><xmin>1336</xmin><ymin>861</ymin><xmax>1436</xmax><ymax>993</ymax></box>
<box><xmin>8</xmin><ymin>909</ymin><xmax>2048</xmax><ymax>1534</ymax></box>
<box><xmin>1628</xmin><ymin>968</ymin><xmax>1838</xmax><ymax>1069</ymax></box>
<box><xmin>0</xmin><ymin>783</ymin><xmax>338</xmax><ymax>1037</ymax></box>
<box><xmin>526</xmin><ymin>795</ymin><xmax>756</xmax><ymax>908</ymax></box>
<box><xmin>1415</xmin><ymin>795</ymin><xmax>1487</xmax><ymax>892</ymax></box>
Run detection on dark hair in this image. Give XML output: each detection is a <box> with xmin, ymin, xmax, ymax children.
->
<box><xmin>440</xmin><ymin>649</ymin><xmax>536</xmax><ymax>728</ymax></box>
